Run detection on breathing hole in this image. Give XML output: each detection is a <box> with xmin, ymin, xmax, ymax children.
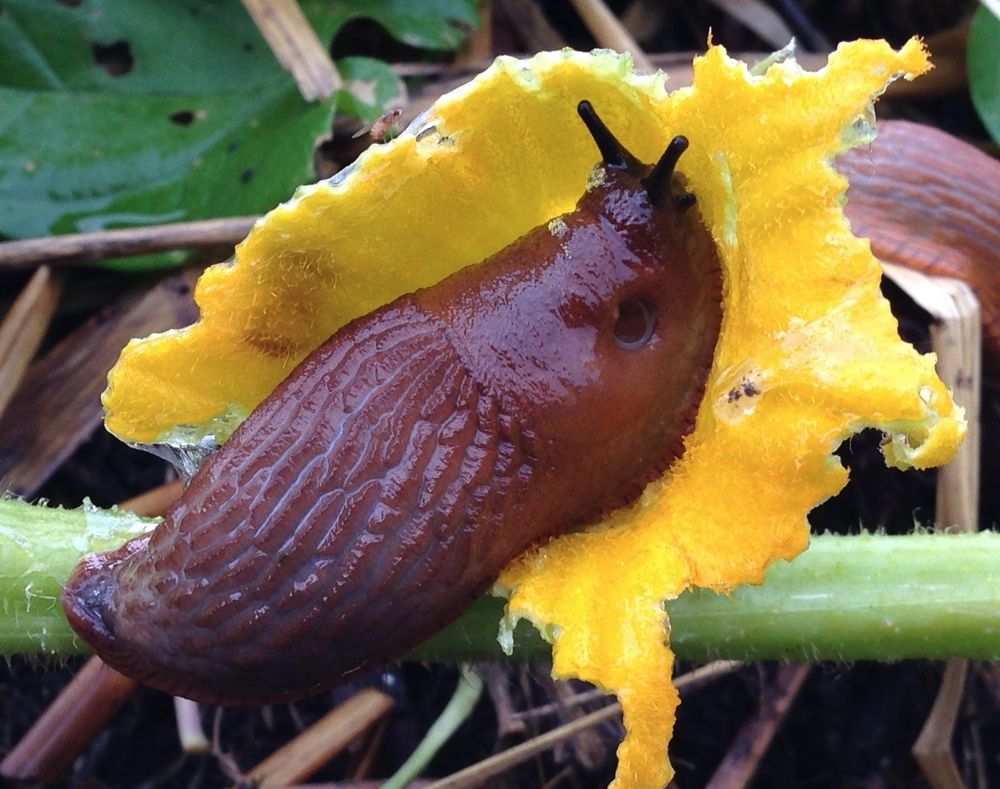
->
<box><xmin>614</xmin><ymin>299</ymin><xmax>656</xmax><ymax>350</ymax></box>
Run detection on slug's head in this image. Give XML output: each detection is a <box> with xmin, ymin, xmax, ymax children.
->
<box><xmin>577</xmin><ymin>100</ymin><xmax>696</xmax><ymax>213</ymax></box>
<box><xmin>528</xmin><ymin>100</ymin><xmax>724</xmax><ymax>515</ymax></box>
<box><xmin>410</xmin><ymin>101</ymin><xmax>724</xmax><ymax>521</ymax></box>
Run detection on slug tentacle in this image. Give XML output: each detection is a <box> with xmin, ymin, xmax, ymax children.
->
<box><xmin>62</xmin><ymin>102</ymin><xmax>723</xmax><ymax>704</ymax></box>
<box><xmin>644</xmin><ymin>136</ymin><xmax>692</xmax><ymax>209</ymax></box>
<box><xmin>576</xmin><ymin>100</ymin><xmax>641</xmax><ymax>170</ymax></box>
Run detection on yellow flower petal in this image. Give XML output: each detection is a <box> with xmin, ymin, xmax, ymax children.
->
<box><xmin>499</xmin><ymin>40</ymin><xmax>960</xmax><ymax>787</ymax></box>
<box><xmin>102</xmin><ymin>40</ymin><xmax>962</xmax><ymax>788</ymax></box>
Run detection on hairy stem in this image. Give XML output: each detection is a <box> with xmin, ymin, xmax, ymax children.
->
<box><xmin>2</xmin><ymin>497</ymin><xmax>999</xmax><ymax>661</ymax></box>
<box><xmin>0</xmin><ymin>498</ymin><xmax>157</xmax><ymax>655</ymax></box>
<box><xmin>418</xmin><ymin>530</ymin><xmax>1000</xmax><ymax>662</ymax></box>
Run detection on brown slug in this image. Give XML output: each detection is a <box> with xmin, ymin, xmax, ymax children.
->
<box><xmin>60</xmin><ymin>101</ymin><xmax>723</xmax><ymax>705</ymax></box>
<box><xmin>838</xmin><ymin>120</ymin><xmax>1000</xmax><ymax>387</ymax></box>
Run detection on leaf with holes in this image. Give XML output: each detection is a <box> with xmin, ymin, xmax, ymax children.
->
<box><xmin>336</xmin><ymin>56</ymin><xmax>405</xmax><ymax>124</ymax></box>
<box><xmin>0</xmin><ymin>0</ymin><xmax>405</xmax><ymax>269</ymax></box>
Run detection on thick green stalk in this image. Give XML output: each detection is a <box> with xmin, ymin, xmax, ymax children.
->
<box><xmin>417</xmin><ymin>530</ymin><xmax>1000</xmax><ymax>663</ymax></box>
<box><xmin>670</xmin><ymin>530</ymin><xmax>1000</xmax><ymax>662</ymax></box>
<box><xmin>0</xmin><ymin>498</ymin><xmax>158</xmax><ymax>655</ymax></box>
<box><xmin>2</xmin><ymin>497</ymin><xmax>999</xmax><ymax>662</ymax></box>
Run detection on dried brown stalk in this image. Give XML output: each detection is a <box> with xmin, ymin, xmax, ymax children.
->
<box><xmin>0</xmin><ymin>266</ymin><xmax>62</xmax><ymax>419</ymax></box>
<box><xmin>0</xmin><ymin>269</ymin><xmax>200</xmax><ymax>498</ymax></box>
<box><xmin>706</xmin><ymin>663</ymin><xmax>812</xmax><ymax>788</ymax></box>
<box><xmin>569</xmin><ymin>0</ymin><xmax>654</xmax><ymax>71</ymax></box>
<box><xmin>496</xmin><ymin>0</ymin><xmax>566</xmax><ymax>51</ymax></box>
<box><xmin>425</xmin><ymin>661</ymin><xmax>741</xmax><ymax>788</ymax></box>
<box><xmin>0</xmin><ymin>659</ymin><xmax>138</xmax><ymax>784</ymax></box>
<box><xmin>246</xmin><ymin>688</ymin><xmax>393</xmax><ymax>787</ymax></box>
<box><xmin>889</xmin><ymin>265</ymin><xmax>982</xmax><ymax>789</ymax></box>
<box><xmin>914</xmin><ymin>661</ymin><xmax>971</xmax><ymax>789</ymax></box>
<box><xmin>241</xmin><ymin>0</ymin><xmax>341</xmax><ymax>100</ymax></box>
<box><xmin>0</xmin><ymin>216</ymin><xmax>257</xmax><ymax>270</ymax></box>
<box><xmin>118</xmin><ymin>479</ymin><xmax>185</xmax><ymax>517</ymax></box>
<box><xmin>454</xmin><ymin>1</ymin><xmax>494</xmax><ymax>68</ymax></box>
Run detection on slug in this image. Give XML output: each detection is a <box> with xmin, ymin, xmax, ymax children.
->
<box><xmin>61</xmin><ymin>101</ymin><xmax>724</xmax><ymax>704</ymax></box>
<box><xmin>838</xmin><ymin>120</ymin><xmax>1000</xmax><ymax>387</ymax></box>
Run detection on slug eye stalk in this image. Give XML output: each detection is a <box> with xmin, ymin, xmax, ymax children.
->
<box><xmin>576</xmin><ymin>100</ymin><xmax>696</xmax><ymax>211</ymax></box>
<box><xmin>645</xmin><ymin>136</ymin><xmax>695</xmax><ymax>210</ymax></box>
<box><xmin>576</xmin><ymin>100</ymin><xmax>642</xmax><ymax>171</ymax></box>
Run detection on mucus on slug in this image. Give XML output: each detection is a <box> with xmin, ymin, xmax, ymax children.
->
<box><xmin>61</xmin><ymin>101</ymin><xmax>723</xmax><ymax>705</ymax></box>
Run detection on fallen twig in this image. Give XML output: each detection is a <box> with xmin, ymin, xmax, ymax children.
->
<box><xmin>422</xmin><ymin>661</ymin><xmax>741</xmax><ymax>788</ymax></box>
<box><xmin>0</xmin><ymin>266</ymin><xmax>62</xmax><ymax>419</ymax></box>
<box><xmin>706</xmin><ymin>663</ymin><xmax>812</xmax><ymax>788</ymax></box>
<box><xmin>247</xmin><ymin>689</ymin><xmax>394</xmax><ymax>787</ymax></box>
<box><xmin>0</xmin><ymin>216</ymin><xmax>257</xmax><ymax>270</ymax></box>
<box><xmin>569</xmin><ymin>0</ymin><xmax>654</xmax><ymax>71</ymax></box>
<box><xmin>241</xmin><ymin>0</ymin><xmax>341</xmax><ymax>101</ymax></box>
<box><xmin>0</xmin><ymin>269</ymin><xmax>199</xmax><ymax>498</ymax></box>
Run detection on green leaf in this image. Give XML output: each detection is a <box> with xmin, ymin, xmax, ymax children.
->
<box><xmin>0</xmin><ymin>0</ymin><xmax>339</xmax><ymax>270</ymax></box>
<box><xmin>968</xmin><ymin>5</ymin><xmax>1000</xmax><ymax>145</ymax></box>
<box><xmin>325</xmin><ymin>0</ymin><xmax>482</xmax><ymax>50</ymax></box>
<box><xmin>336</xmin><ymin>56</ymin><xmax>405</xmax><ymax>123</ymax></box>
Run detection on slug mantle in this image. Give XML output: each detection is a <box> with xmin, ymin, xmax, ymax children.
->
<box><xmin>97</xmin><ymin>41</ymin><xmax>962</xmax><ymax>788</ymax></box>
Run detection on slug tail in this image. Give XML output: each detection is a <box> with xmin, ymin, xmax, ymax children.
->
<box><xmin>60</xmin><ymin>538</ymin><xmax>149</xmax><ymax>670</ymax></box>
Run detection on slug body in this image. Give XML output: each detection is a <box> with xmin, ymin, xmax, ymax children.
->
<box><xmin>62</xmin><ymin>103</ymin><xmax>723</xmax><ymax>704</ymax></box>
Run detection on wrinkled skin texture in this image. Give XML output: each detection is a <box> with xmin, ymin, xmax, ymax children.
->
<box><xmin>62</xmin><ymin>120</ymin><xmax>723</xmax><ymax>704</ymax></box>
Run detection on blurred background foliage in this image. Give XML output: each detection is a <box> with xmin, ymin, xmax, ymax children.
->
<box><xmin>0</xmin><ymin>0</ymin><xmax>478</xmax><ymax>268</ymax></box>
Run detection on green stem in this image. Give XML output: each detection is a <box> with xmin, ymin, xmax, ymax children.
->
<box><xmin>0</xmin><ymin>498</ymin><xmax>158</xmax><ymax>655</ymax></box>
<box><xmin>3</xmin><ymin>497</ymin><xmax>1000</xmax><ymax>662</ymax></box>
<box><xmin>670</xmin><ymin>530</ymin><xmax>1000</xmax><ymax>662</ymax></box>
<box><xmin>415</xmin><ymin>530</ymin><xmax>1000</xmax><ymax>663</ymax></box>
<box><xmin>382</xmin><ymin>665</ymin><xmax>484</xmax><ymax>789</ymax></box>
